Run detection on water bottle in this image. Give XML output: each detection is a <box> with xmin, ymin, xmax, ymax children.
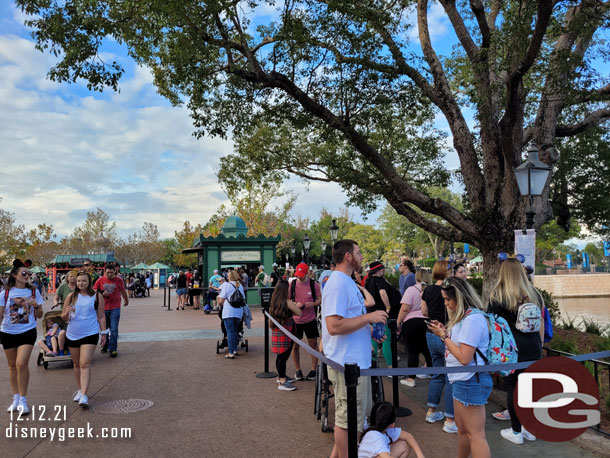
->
<box><xmin>372</xmin><ymin>322</ymin><xmax>385</xmax><ymax>340</ymax></box>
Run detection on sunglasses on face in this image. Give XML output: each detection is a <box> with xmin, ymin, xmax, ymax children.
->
<box><xmin>20</xmin><ymin>271</ymin><xmax>33</xmax><ymax>277</ymax></box>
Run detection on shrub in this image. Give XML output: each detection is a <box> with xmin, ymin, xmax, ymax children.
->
<box><xmin>384</xmin><ymin>270</ymin><xmax>400</xmax><ymax>289</ymax></box>
<box><xmin>581</xmin><ymin>317</ymin><xmax>609</xmax><ymax>336</ymax></box>
<box><xmin>469</xmin><ymin>276</ymin><xmax>483</xmax><ymax>296</ymax></box>
<box><xmin>560</xmin><ymin>314</ymin><xmax>578</xmax><ymax>331</ymax></box>
<box><xmin>549</xmin><ymin>335</ymin><xmax>579</xmax><ymax>354</ymax></box>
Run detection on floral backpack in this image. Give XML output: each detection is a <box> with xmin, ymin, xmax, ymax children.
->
<box><xmin>515</xmin><ymin>294</ymin><xmax>542</xmax><ymax>333</ymax></box>
<box><xmin>466</xmin><ymin>308</ymin><xmax>519</xmax><ymax>376</ymax></box>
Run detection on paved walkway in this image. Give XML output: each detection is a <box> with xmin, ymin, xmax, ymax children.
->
<box><xmin>0</xmin><ymin>290</ymin><xmax>604</xmax><ymax>457</ymax></box>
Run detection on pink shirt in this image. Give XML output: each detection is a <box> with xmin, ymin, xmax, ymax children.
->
<box><xmin>292</xmin><ymin>279</ymin><xmax>321</xmax><ymax>325</ymax></box>
<box><xmin>400</xmin><ymin>283</ymin><xmax>424</xmax><ymax>323</ymax></box>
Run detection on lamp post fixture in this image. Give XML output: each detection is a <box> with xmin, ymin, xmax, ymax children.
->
<box><xmin>290</xmin><ymin>246</ymin><xmax>296</xmax><ymax>267</ymax></box>
<box><xmin>321</xmin><ymin>241</ymin><xmax>327</xmax><ymax>268</ymax></box>
<box><xmin>515</xmin><ymin>145</ymin><xmax>552</xmax><ymax>229</ymax></box>
<box><xmin>303</xmin><ymin>233</ymin><xmax>311</xmax><ymax>264</ymax></box>
<box><xmin>330</xmin><ymin>219</ymin><xmax>339</xmax><ymax>245</ymax></box>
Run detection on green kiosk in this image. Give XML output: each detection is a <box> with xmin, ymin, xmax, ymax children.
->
<box><xmin>184</xmin><ymin>216</ymin><xmax>280</xmax><ymax>305</ymax></box>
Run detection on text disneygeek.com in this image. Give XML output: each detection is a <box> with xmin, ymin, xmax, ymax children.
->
<box><xmin>6</xmin><ymin>423</ymin><xmax>132</xmax><ymax>441</ymax></box>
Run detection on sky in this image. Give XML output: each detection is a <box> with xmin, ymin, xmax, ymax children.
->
<box><xmin>0</xmin><ymin>2</ymin><xmax>597</xmax><ymax>248</ymax></box>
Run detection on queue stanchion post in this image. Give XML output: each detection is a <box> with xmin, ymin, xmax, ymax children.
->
<box><xmin>166</xmin><ymin>285</ymin><xmax>172</xmax><ymax>311</ymax></box>
<box><xmin>257</xmin><ymin>288</ymin><xmax>277</xmax><ymax>378</ymax></box>
<box><xmin>163</xmin><ymin>286</ymin><xmax>167</xmax><ymax>308</ymax></box>
<box><xmin>388</xmin><ymin>319</ymin><xmax>412</xmax><ymax>417</ymax></box>
<box><xmin>345</xmin><ymin>363</ymin><xmax>360</xmax><ymax>458</ymax></box>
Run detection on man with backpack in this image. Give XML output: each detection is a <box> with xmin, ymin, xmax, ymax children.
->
<box><xmin>291</xmin><ymin>262</ymin><xmax>322</xmax><ymax>381</ymax></box>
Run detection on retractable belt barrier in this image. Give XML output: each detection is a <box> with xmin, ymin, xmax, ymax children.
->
<box><xmin>265</xmin><ymin>310</ymin><xmax>610</xmax><ymax>375</ymax></box>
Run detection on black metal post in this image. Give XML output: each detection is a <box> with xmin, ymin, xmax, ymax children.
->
<box><xmin>345</xmin><ymin>363</ymin><xmax>360</xmax><ymax>458</ymax></box>
<box><xmin>256</xmin><ymin>311</ymin><xmax>277</xmax><ymax>379</ymax></box>
<box><xmin>163</xmin><ymin>286</ymin><xmax>166</xmax><ymax>307</ymax></box>
<box><xmin>166</xmin><ymin>285</ymin><xmax>172</xmax><ymax>311</ymax></box>
<box><xmin>388</xmin><ymin>319</ymin><xmax>412</xmax><ymax>417</ymax></box>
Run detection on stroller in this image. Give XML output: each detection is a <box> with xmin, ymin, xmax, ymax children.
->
<box><xmin>133</xmin><ymin>278</ymin><xmax>146</xmax><ymax>298</ymax></box>
<box><xmin>215</xmin><ymin>308</ymin><xmax>249</xmax><ymax>353</ymax></box>
<box><xmin>36</xmin><ymin>310</ymin><xmax>73</xmax><ymax>370</ymax></box>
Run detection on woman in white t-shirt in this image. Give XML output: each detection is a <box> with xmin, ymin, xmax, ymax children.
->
<box><xmin>61</xmin><ymin>270</ymin><xmax>108</xmax><ymax>408</ymax></box>
<box><xmin>217</xmin><ymin>270</ymin><xmax>245</xmax><ymax>359</ymax></box>
<box><xmin>358</xmin><ymin>401</ymin><xmax>425</xmax><ymax>458</ymax></box>
<box><xmin>427</xmin><ymin>277</ymin><xmax>491</xmax><ymax>458</ymax></box>
<box><xmin>0</xmin><ymin>259</ymin><xmax>44</xmax><ymax>415</ymax></box>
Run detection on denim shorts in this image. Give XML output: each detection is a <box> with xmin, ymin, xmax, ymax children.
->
<box><xmin>176</xmin><ymin>288</ymin><xmax>188</xmax><ymax>296</ymax></box>
<box><xmin>451</xmin><ymin>372</ymin><xmax>492</xmax><ymax>406</ymax></box>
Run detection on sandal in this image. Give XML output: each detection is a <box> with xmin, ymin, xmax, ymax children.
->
<box><xmin>225</xmin><ymin>354</ymin><xmax>235</xmax><ymax>359</ymax></box>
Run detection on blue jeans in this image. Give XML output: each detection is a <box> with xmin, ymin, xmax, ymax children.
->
<box><xmin>426</xmin><ymin>331</ymin><xmax>454</xmax><ymax>418</ymax></box>
<box><xmin>104</xmin><ymin>308</ymin><xmax>121</xmax><ymax>352</ymax></box>
<box><xmin>224</xmin><ymin>318</ymin><xmax>240</xmax><ymax>354</ymax></box>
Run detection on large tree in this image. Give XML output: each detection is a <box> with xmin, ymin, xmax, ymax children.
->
<box><xmin>18</xmin><ymin>0</ymin><xmax>610</xmax><ymax>292</ymax></box>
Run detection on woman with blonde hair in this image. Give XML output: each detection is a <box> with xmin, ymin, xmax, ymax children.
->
<box><xmin>421</xmin><ymin>260</ymin><xmax>456</xmax><ymax>433</ymax></box>
<box><xmin>427</xmin><ymin>277</ymin><xmax>492</xmax><ymax>458</ymax></box>
<box><xmin>217</xmin><ymin>270</ymin><xmax>245</xmax><ymax>359</ymax></box>
<box><xmin>489</xmin><ymin>258</ymin><xmax>544</xmax><ymax>445</ymax></box>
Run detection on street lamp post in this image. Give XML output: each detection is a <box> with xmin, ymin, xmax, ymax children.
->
<box><xmin>303</xmin><ymin>233</ymin><xmax>311</xmax><ymax>264</ymax></box>
<box><xmin>321</xmin><ymin>241</ymin><xmax>327</xmax><ymax>268</ymax></box>
<box><xmin>330</xmin><ymin>219</ymin><xmax>339</xmax><ymax>245</ymax></box>
<box><xmin>290</xmin><ymin>246</ymin><xmax>296</xmax><ymax>267</ymax></box>
<box><xmin>515</xmin><ymin>145</ymin><xmax>552</xmax><ymax>229</ymax></box>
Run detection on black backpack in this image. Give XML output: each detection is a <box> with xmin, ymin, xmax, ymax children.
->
<box><xmin>290</xmin><ymin>278</ymin><xmax>318</xmax><ymax>303</ymax></box>
<box><xmin>228</xmin><ymin>282</ymin><xmax>246</xmax><ymax>308</ymax></box>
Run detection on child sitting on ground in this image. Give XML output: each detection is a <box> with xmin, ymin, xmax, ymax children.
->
<box><xmin>38</xmin><ymin>318</ymin><xmax>67</xmax><ymax>356</ymax></box>
<box><xmin>359</xmin><ymin>402</ymin><xmax>425</xmax><ymax>458</ymax></box>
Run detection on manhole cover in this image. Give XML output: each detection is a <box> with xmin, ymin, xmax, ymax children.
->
<box><xmin>93</xmin><ymin>399</ymin><xmax>154</xmax><ymax>414</ymax></box>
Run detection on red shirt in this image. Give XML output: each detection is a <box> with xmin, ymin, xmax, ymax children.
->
<box><xmin>94</xmin><ymin>276</ymin><xmax>126</xmax><ymax>310</ymax></box>
<box><xmin>292</xmin><ymin>279</ymin><xmax>321</xmax><ymax>325</ymax></box>
<box><xmin>186</xmin><ymin>272</ymin><xmax>193</xmax><ymax>286</ymax></box>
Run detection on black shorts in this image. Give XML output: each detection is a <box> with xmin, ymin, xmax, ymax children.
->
<box><xmin>65</xmin><ymin>334</ymin><xmax>99</xmax><ymax>348</ymax></box>
<box><xmin>294</xmin><ymin>319</ymin><xmax>319</xmax><ymax>339</ymax></box>
<box><xmin>0</xmin><ymin>328</ymin><xmax>37</xmax><ymax>349</ymax></box>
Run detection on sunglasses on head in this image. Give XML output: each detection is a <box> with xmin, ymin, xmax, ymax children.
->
<box><xmin>441</xmin><ymin>278</ymin><xmax>454</xmax><ymax>289</ymax></box>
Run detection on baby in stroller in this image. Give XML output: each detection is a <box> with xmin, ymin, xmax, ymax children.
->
<box><xmin>134</xmin><ymin>278</ymin><xmax>146</xmax><ymax>298</ymax></box>
<box><xmin>38</xmin><ymin>317</ymin><xmax>68</xmax><ymax>357</ymax></box>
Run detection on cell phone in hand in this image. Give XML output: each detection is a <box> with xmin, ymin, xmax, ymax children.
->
<box><xmin>423</xmin><ymin>318</ymin><xmax>432</xmax><ymax>325</ymax></box>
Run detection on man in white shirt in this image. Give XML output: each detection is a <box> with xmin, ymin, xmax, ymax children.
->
<box><xmin>322</xmin><ymin>240</ymin><xmax>388</xmax><ymax>458</ymax></box>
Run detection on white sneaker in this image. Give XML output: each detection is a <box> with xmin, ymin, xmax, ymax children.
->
<box><xmin>79</xmin><ymin>394</ymin><xmax>89</xmax><ymax>408</ymax></box>
<box><xmin>73</xmin><ymin>390</ymin><xmax>83</xmax><ymax>402</ymax></box>
<box><xmin>443</xmin><ymin>421</ymin><xmax>458</xmax><ymax>434</ymax></box>
<box><xmin>522</xmin><ymin>427</ymin><xmax>536</xmax><ymax>441</ymax></box>
<box><xmin>416</xmin><ymin>373</ymin><xmax>432</xmax><ymax>379</ymax></box>
<box><xmin>7</xmin><ymin>395</ymin><xmax>19</xmax><ymax>413</ymax></box>
<box><xmin>400</xmin><ymin>378</ymin><xmax>416</xmax><ymax>387</ymax></box>
<box><xmin>277</xmin><ymin>382</ymin><xmax>297</xmax><ymax>391</ymax></box>
<box><xmin>17</xmin><ymin>399</ymin><xmax>30</xmax><ymax>416</ymax></box>
<box><xmin>501</xmin><ymin>428</ymin><xmax>523</xmax><ymax>445</ymax></box>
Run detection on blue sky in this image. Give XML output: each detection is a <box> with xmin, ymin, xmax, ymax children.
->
<box><xmin>0</xmin><ymin>2</ymin><xmax>600</xmax><ymax>248</ymax></box>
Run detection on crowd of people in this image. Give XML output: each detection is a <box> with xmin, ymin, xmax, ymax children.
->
<box><xmin>1</xmin><ymin>259</ymin><xmax>128</xmax><ymax>412</ymax></box>
<box><xmin>1</xmin><ymin>241</ymin><xmax>547</xmax><ymax>457</ymax></box>
<box><xmin>264</xmin><ymin>240</ymin><xmax>547</xmax><ymax>458</ymax></box>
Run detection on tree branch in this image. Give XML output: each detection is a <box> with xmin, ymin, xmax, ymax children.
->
<box><xmin>438</xmin><ymin>0</ymin><xmax>479</xmax><ymax>62</ymax></box>
<box><xmin>469</xmin><ymin>0</ymin><xmax>491</xmax><ymax>48</ymax></box>
<box><xmin>555</xmin><ymin>108</ymin><xmax>610</xmax><ymax>137</ymax></box>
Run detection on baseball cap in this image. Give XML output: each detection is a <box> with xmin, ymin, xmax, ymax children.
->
<box><xmin>213</xmin><ymin>269</ymin><xmax>218</xmax><ymax>274</ymax></box>
<box><xmin>295</xmin><ymin>262</ymin><xmax>309</xmax><ymax>278</ymax></box>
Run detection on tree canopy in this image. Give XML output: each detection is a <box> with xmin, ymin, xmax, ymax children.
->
<box><xmin>16</xmin><ymin>0</ymin><xmax>610</xmax><ymax>290</ymax></box>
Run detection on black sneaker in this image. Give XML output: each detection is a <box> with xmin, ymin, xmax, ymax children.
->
<box><xmin>306</xmin><ymin>370</ymin><xmax>317</xmax><ymax>380</ymax></box>
<box><xmin>110</xmin><ymin>351</ymin><xmax>118</xmax><ymax>358</ymax></box>
<box><xmin>101</xmin><ymin>346</ymin><xmax>108</xmax><ymax>353</ymax></box>
<box><xmin>295</xmin><ymin>370</ymin><xmax>305</xmax><ymax>381</ymax></box>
